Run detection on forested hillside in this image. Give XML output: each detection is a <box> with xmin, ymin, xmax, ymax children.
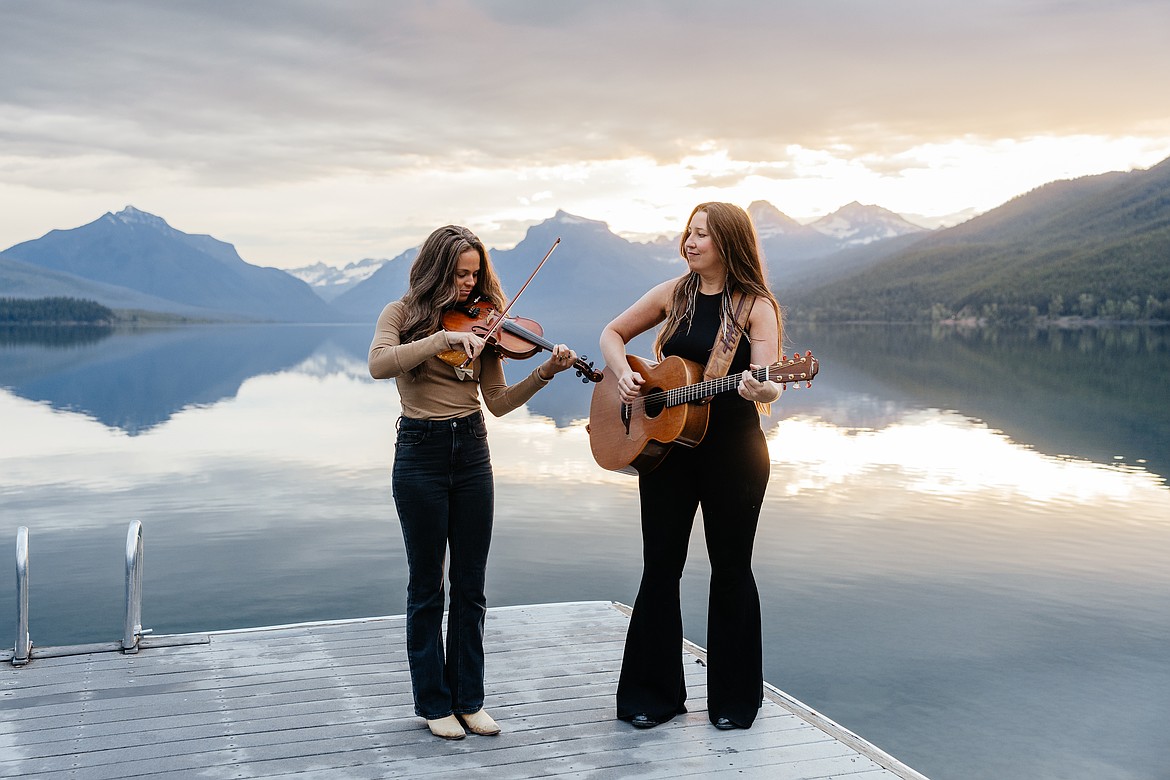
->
<box><xmin>791</xmin><ymin>156</ymin><xmax>1170</xmax><ymax>323</ymax></box>
<box><xmin>1</xmin><ymin>296</ymin><xmax>114</xmax><ymax>324</ymax></box>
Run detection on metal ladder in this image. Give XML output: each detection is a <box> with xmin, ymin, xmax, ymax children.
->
<box><xmin>10</xmin><ymin>520</ymin><xmax>151</xmax><ymax>666</ymax></box>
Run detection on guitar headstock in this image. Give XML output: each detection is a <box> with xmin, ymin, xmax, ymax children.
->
<box><xmin>766</xmin><ymin>350</ymin><xmax>819</xmax><ymax>387</ymax></box>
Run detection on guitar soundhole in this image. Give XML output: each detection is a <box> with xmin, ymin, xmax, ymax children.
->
<box><xmin>643</xmin><ymin>389</ymin><xmax>665</xmax><ymax>419</ymax></box>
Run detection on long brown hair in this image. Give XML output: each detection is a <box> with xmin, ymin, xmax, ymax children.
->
<box><xmin>653</xmin><ymin>202</ymin><xmax>783</xmax><ymax>358</ymax></box>
<box><xmin>398</xmin><ymin>225</ymin><xmax>506</xmax><ymax>346</ymax></box>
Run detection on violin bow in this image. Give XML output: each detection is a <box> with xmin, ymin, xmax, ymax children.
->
<box><xmin>456</xmin><ymin>237</ymin><xmax>560</xmax><ymax>370</ymax></box>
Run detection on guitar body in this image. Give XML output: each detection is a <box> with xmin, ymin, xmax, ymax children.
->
<box><xmin>588</xmin><ymin>354</ymin><xmax>709</xmax><ymax>475</ymax></box>
<box><xmin>588</xmin><ymin>350</ymin><xmax>819</xmax><ymax>475</ymax></box>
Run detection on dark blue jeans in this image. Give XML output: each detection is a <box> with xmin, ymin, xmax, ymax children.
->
<box><xmin>392</xmin><ymin>410</ymin><xmax>494</xmax><ymax>719</ymax></box>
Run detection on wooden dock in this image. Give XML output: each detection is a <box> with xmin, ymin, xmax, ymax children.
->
<box><xmin>2</xmin><ymin>601</ymin><xmax>928</xmax><ymax>779</ymax></box>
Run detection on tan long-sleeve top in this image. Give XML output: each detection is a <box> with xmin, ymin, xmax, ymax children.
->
<box><xmin>368</xmin><ymin>300</ymin><xmax>550</xmax><ymax>420</ymax></box>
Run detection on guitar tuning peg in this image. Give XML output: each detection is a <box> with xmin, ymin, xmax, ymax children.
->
<box><xmin>781</xmin><ymin>354</ymin><xmax>788</xmax><ymax>362</ymax></box>
<box><xmin>805</xmin><ymin>381</ymin><xmax>812</xmax><ymax>388</ymax></box>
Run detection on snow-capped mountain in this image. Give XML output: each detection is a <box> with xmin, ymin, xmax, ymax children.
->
<box><xmin>748</xmin><ymin>200</ymin><xmax>817</xmax><ymax>238</ymax></box>
<box><xmin>286</xmin><ymin>257</ymin><xmax>388</xmax><ymax>301</ymax></box>
<box><xmin>809</xmin><ymin>201</ymin><xmax>928</xmax><ymax>246</ymax></box>
<box><xmin>747</xmin><ymin>201</ymin><xmax>841</xmax><ymax>261</ymax></box>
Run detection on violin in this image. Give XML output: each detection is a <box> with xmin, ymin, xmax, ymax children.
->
<box><xmin>438</xmin><ymin>296</ymin><xmax>603</xmax><ymax>383</ymax></box>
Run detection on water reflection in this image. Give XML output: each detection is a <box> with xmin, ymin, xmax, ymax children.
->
<box><xmin>3</xmin><ymin>323</ymin><xmax>1170</xmax><ymax>780</ymax></box>
<box><xmin>0</xmin><ymin>323</ymin><xmax>113</xmax><ymax>347</ymax></box>
<box><xmin>770</xmin><ymin>412</ymin><xmax>1168</xmax><ymax>507</ymax></box>
<box><xmin>0</xmin><ymin>324</ymin><xmax>367</xmax><ymax>434</ymax></box>
<box><xmin>2</xmin><ymin>323</ymin><xmax>1167</xmax><ymax>478</ymax></box>
<box><xmin>797</xmin><ymin>323</ymin><xmax>1170</xmax><ymax>481</ymax></box>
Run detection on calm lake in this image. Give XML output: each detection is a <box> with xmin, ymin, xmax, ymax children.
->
<box><xmin>2</xmin><ymin>322</ymin><xmax>1168</xmax><ymax>780</ymax></box>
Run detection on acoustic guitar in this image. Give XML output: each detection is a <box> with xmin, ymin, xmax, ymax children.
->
<box><xmin>587</xmin><ymin>351</ymin><xmax>819</xmax><ymax>475</ymax></box>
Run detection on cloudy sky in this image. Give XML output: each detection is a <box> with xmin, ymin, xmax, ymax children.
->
<box><xmin>3</xmin><ymin>0</ymin><xmax>1170</xmax><ymax>269</ymax></box>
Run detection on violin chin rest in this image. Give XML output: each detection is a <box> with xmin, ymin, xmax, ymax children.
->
<box><xmin>437</xmin><ymin>349</ymin><xmax>470</xmax><ymax>367</ymax></box>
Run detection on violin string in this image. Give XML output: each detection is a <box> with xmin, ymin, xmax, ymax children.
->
<box><xmin>501</xmin><ymin>318</ymin><xmax>555</xmax><ymax>351</ymax></box>
<box><xmin>499</xmin><ymin>318</ymin><xmax>597</xmax><ymax>375</ymax></box>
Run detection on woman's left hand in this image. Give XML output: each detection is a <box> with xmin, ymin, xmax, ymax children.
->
<box><xmin>540</xmin><ymin>344</ymin><xmax>578</xmax><ymax>379</ymax></box>
<box><xmin>739</xmin><ymin>364</ymin><xmax>782</xmax><ymax>403</ymax></box>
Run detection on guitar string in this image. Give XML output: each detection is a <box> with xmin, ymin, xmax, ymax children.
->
<box><xmin>626</xmin><ymin>366</ymin><xmax>774</xmax><ymax>414</ymax></box>
<box><xmin>624</xmin><ymin>358</ymin><xmax>814</xmax><ymax>414</ymax></box>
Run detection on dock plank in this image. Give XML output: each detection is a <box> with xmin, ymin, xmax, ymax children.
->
<box><xmin>1</xmin><ymin>601</ymin><xmax>927</xmax><ymax>779</ymax></box>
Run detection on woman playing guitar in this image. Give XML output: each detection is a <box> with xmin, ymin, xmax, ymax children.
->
<box><xmin>599</xmin><ymin>202</ymin><xmax>784</xmax><ymax>732</ymax></box>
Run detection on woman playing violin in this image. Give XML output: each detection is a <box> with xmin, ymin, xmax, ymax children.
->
<box><xmin>600</xmin><ymin>202</ymin><xmax>783</xmax><ymax>731</ymax></box>
<box><xmin>369</xmin><ymin>225</ymin><xmax>578</xmax><ymax>741</ymax></box>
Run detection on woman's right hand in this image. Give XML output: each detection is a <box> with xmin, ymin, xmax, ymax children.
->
<box><xmin>617</xmin><ymin>370</ymin><xmax>644</xmax><ymax>404</ymax></box>
<box><xmin>445</xmin><ymin>330</ymin><xmax>487</xmax><ymax>360</ymax></box>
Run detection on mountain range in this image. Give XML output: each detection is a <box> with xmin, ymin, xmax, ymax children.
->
<box><xmin>0</xmin><ymin>201</ymin><xmax>925</xmax><ymax>324</ymax></box>
<box><xmin>3</xmin><ymin>154</ymin><xmax>1168</xmax><ymax>326</ymax></box>
<box><xmin>287</xmin><ymin>200</ymin><xmax>927</xmax><ymax>296</ymax></box>
<box><xmin>794</xmin><ymin>155</ymin><xmax>1170</xmax><ymax>322</ymax></box>
<box><xmin>1</xmin><ymin>207</ymin><xmax>337</xmax><ymax>322</ymax></box>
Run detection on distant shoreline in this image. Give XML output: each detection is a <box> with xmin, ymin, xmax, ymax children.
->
<box><xmin>5</xmin><ymin>296</ymin><xmax>1166</xmax><ymax>329</ymax></box>
<box><xmin>933</xmin><ymin>315</ymin><xmax>1169</xmax><ymax>329</ymax></box>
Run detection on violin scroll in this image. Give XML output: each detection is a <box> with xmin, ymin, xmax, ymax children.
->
<box><xmin>573</xmin><ymin>356</ymin><xmax>604</xmax><ymax>384</ymax></box>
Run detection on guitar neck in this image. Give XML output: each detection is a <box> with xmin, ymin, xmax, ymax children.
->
<box><xmin>663</xmin><ymin>367</ymin><xmax>767</xmax><ymax>408</ymax></box>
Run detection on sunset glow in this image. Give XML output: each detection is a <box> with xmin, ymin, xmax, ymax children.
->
<box><xmin>2</xmin><ymin>1</ymin><xmax>1170</xmax><ymax>266</ymax></box>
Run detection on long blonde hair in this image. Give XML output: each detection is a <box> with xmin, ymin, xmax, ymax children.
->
<box><xmin>653</xmin><ymin>202</ymin><xmax>783</xmax><ymax>359</ymax></box>
<box><xmin>398</xmin><ymin>225</ymin><xmax>506</xmax><ymax>346</ymax></box>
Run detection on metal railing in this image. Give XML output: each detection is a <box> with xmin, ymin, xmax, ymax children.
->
<box><xmin>13</xmin><ymin>526</ymin><xmax>30</xmax><ymax>666</ymax></box>
<box><xmin>122</xmin><ymin>520</ymin><xmax>151</xmax><ymax>653</ymax></box>
<box><xmin>11</xmin><ymin>521</ymin><xmax>150</xmax><ymax>665</ymax></box>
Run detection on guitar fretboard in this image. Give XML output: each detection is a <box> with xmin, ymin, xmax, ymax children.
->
<box><xmin>626</xmin><ymin>356</ymin><xmax>816</xmax><ymax>413</ymax></box>
<box><xmin>633</xmin><ymin>367</ymin><xmax>771</xmax><ymax>410</ymax></box>
<box><xmin>669</xmin><ymin>367</ymin><xmax>768</xmax><ymax>408</ymax></box>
